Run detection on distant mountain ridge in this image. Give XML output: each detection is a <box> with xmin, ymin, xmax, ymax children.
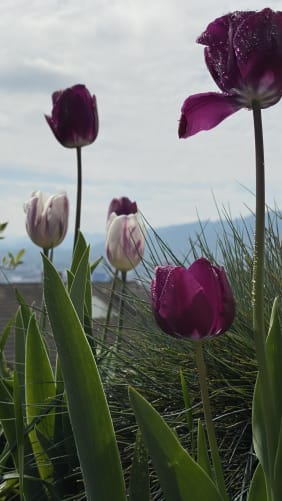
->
<box><xmin>0</xmin><ymin>213</ymin><xmax>273</xmax><ymax>283</ymax></box>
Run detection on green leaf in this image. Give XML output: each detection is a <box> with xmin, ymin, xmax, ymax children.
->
<box><xmin>42</xmin><ymin>255</ymin><xmax>126</xmax><ymax>501</ymax></box>
<box><xmin>180</xmin><ymin>370</ymin><xmax>193</xmax><ymax>431</ymax></box>
<box><xmin>0</xmin><ymin>221</ymin><xmax>8</xmax><ymax>233</ymax></box>
<box><xmin>90</xmin><ymin>255</ymin><xmax>103</xmax><ymax>274</ymax></box>
<box><xmin>69</xmin><ymin>246</ymin><xmax>90</xmax><ymax>324</ymax></box>
<box><xmin>15</xmin><ymin>308</ymin><xmax>26</xmax><ymax>410</ymax></box>
<box><xmin>69</xmin><ymin>232</ymin><xmax>94</xmax><ymax>346</ymax></box>
<box><xmin>247</xmin><ymin>462</ymin><xmax>267</xmax><ymax>501</ymax></box>
<box><xmin>0</xmin><ymin>316</ymin><xmax>14</xmax><ymax>377</ymax></box>
<box><xmin>71</xmin><ymin>230</ymin><xmax>88</xmax><ymax>275</ymax></box>
<box><xmin>197</xmin><ymin>419</ymin><xmax>212</xmax><ymax>479</ymax></box>
<box><xmin>128</xmin><ymin>429</ymin><xmax>150</xmax><ymax>501</ymax></box>
<box><xmin>274</xmin><ymin>418</ymin><xmax>282</xmax><ymax>495</ymax></box>
<box><xmin>129</xmin><ymin>387</ymin><xmax>223</xmax><ymax>501</ymax></box>
<box><xmin>0</xmin><ymin>378</ymin><xmax>16</xmax><ymax>452</ymax></box>
<box><xmin>253</xmin><ymin>297</ymin><xmax>282</xmax><ymax>480</ymax></box>
<box><xmin>25</xmin><ymin>314</ymin><xmax>55</xmax><ymax>481</ymax></box>
<box><xmin>13</xmin><ymin>371</ymin><xmax>24</xmax><ymax>499</ymax></box>
<box><xmin>15</xmin><ymin>290</ymin><xmax>32</xmax><ymax>330</ymax></box>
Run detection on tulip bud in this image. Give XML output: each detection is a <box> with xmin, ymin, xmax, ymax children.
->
<box><xmin>24</xmin><ymin>191</ymin><xmax>69</xmax><ymax>250</ymax></box>
<box><xmin>45</xmin><ymin>84</ymin><xmax>98</xmax><ymax>148</ymax></box>
<box><xmin>151</xmin><ymin>258</ymin><xmax>235</xmax><ymax>340</ymax></box>
<box><xmin>106</xmin><ymin>197</ymin><xmax>145</xmax><ymax>272</ymax></box>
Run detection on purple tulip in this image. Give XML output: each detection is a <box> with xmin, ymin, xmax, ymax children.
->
<box><xmin>151</xmin><ymin>258</ymin><xmax>235</xmax><ymax>340</ymax></box>
<box><xmin>179</xmin><ymin>8</ymin><xmax>282</xmax><ymax>137</ymax></box>
<box><xmin>24</xmin><ymin>191</ymin><xmax>69</xmax><ymax>250</ymax></box>
<box><xmin>106</xmin><ymin>197</ymin><xmax>145</xmax><ymax>272</ymax></box>
<box><xmin>45</xmin><ymin>84</ymin><xmax>98</xmax><ymax>148</ymax></box>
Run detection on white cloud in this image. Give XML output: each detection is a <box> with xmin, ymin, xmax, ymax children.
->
<box><xmin>1</xmin><ymin>0</ymin><xmax>282</xmax><ymax>239</ymax></box>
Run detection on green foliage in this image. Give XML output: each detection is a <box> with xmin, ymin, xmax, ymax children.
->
<box><xmin>129</xmin><ymin>387</ymin><xmax>223</xmax><ymax>501</ymax></box>
<box><xmin>1</xmin><ymin>209</ymin><xmax>282</xmax><ymax>499</ymax></box>
<box><xmin>247</xmin><ymin>463</ymin><xmax>267</xmax><ymax>501</ymax></box>
<box><xmin>2</xmin><ymin>249</ymin><xmax>25</xmax><ymax>269</ymax></box>
<box><xmin>197</xmin><ymin>419</ymin><xmax>212</xmax><ymax>479</ymax></box>
<box><xmin>42</xmin><ymin>253</ymin><xmax>126</xmax><ymax>501</ymax></box>
<box><xmin>128</xmin><ymin>429</ymin><xmax>150</xmax><ymax>501</ymax></box>
<box><xmin>25</xmin><ymin>314</ymin><xmax>55</xmax><ymax>481</ymax></box>
<box><xmin>0</xmin><ymin>222</ymin><xmax>8</xmax><ymax>237</ymax></box>
<box><xmin>252</xmin><ymin>298</ymin><xmax>282</xmax><ymax>499</ymax></box>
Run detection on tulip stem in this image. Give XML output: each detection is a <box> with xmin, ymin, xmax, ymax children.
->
<box><xmin>252</xmin><ymin>102</ymin><xmax>277</xmax><ymax>486</ymax></box>
<box><xmin>73</xmin><ymin>146</ymin><xmax>82</xmax><ymax>253</ymax></box>
<box><xmin>195</xmin><ymin>341</ymin><xmax>228</xmax><ymax>501</ymax></box>
<box><xmin>40</xmin><ymin>248</ymin><xmax>50</xmax><ymax>331</ymax></box>
<box><xmin>101</xmin><ymin>269</ymin><xmax>119</xmax><ymax>351</ymax></box>
<box><xmin>116</xmin><ymin>271</ymin><xmax>127</xmax><ymax>353</ymax></box>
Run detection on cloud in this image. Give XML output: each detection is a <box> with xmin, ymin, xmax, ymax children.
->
<box><xmin>0</xmin><ymin>0</ymin><xmax>282</xmax><ymax>240</ymax></box>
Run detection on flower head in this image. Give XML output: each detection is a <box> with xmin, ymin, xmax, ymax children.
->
<box><xmin>106</xmin><ymin>197</ymin><xmax>145</xmax><ymax>272</ymax></box>
<box><xmin>24</xmin><ymin>191</ymin><xmax>69</xmax><ymax>249</ymax></box>
<box><xmin>179</xmin><ymin>8</ymin><xmax>282</xmax><ymax>137</ymax></box>
<box><xmin>151</xmin><ymin>258</ymin><xmax>235</xmax><ymax>340</ymax></box>
<box><xmin>45</xmin><ymin>84</ymin><xmax>98</xmax><ymax>148</ymax></box>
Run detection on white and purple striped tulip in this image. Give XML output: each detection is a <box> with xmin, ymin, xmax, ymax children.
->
<box><xmin>24</xmin><ymin>191</ymin><xmax>69</xmax><ymax>250</ymax></box>
<box><xmin>106</xmin><ymin>197</ymin><xmax>145</xmax><ymax>272</ymax></box>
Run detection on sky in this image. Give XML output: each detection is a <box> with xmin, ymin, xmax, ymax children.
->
<box><xmin>1</xmin><ymin>0</ymin><xmax>282</xmax><ymax>240</ymax></box>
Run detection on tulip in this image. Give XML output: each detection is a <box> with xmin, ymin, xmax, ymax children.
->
<box><xmin>179</xmin><ymin>8</ymin><xmax>282</xmax><ymax>137</ymax></box>
<box><xmin>45</xmin><ymin>84</ymin><xmax>98</xmax><ymax>148</ymax></box>
<box><xmin>106</xmin><ymin>197</ymin><xmax>145</xmax><ymax>272</ymax></box>
<box><xmin>151</xmin><ymin>258</ymin><xmax>235</xmax><ymax>339</ymax></box>
<box><xmin>24</xmin><ymin>191</ymin><xmax>69</xmax><ymax>250</ymax></box>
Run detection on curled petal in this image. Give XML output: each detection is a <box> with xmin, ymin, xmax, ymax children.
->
<box><xmin>178</xmin><ymin>92</ymin><xmax>242</xmax><ymax>138</ymax></box>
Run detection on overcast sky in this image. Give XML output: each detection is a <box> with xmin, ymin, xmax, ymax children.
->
<box><xmin>1</xmin><ymin>0</ymin><xmax>282</xmax><ymax>240</ymax></box>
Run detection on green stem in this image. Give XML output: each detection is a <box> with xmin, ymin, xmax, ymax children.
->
<box><xmin>195</xmin><ymin>341</ymin><xmax>228</xmax><ymax>501</ymax></box>
<box><xmin>252</xmin><ymin>102</ymin><xmax>277</xmax><ymax>490</ymax></box>
<box><xmin>116</xmin><ymin>271</ymin><xmax>127</xmax><ymax>353</ymax></box>
<box><xmin>73</xmin><ymin>146</ymin><xmax>82</xmax><ymax>253</ymax></box>
<box><xmin>101</xmin><ymin>269</ymin><xmax>119</xmax><ymax>349</ymax></box>
<box><xmin>40</xmin><ymin>248</ymin><xmax>50</xmax><ymax>331</ymax></box>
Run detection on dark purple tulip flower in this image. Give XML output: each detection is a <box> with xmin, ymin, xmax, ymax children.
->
<box><xmin>151</xmin><ymin>258</ymin><xmax>235</xmax><ymax>340</ymax></box>
<box><xmin>45</xmin><ymin>84</ymin><xmax>98</xmax><ymax>148</ymax></box>
<box><xmin>179</xmin><ymin>8</ymin><xmax>282</xmax><ymax>137</ymax></box>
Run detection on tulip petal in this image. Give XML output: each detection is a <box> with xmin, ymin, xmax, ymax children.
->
<box><xmin>198</xmin><ymin>12</ymin><xmax>254</xmax><ymax>92</ymax></box>
<box><xmin>152</xmin><ymin>266</ymin><xmax>214</xmax><ymax>339</ymax></box>
<box><xmin>107</xmin><ymin>197</ymin><xmax>138</xmax><ymax>219</ymax></box>
<box><xmin>178</xmin><ymin>92</ymin><xmax>242</xmax><ymax>138</ymax></box>
<box><xmin>190</xmin><ymin>258</ymin><xmax>235</xmax><ymax>335</ymax></box>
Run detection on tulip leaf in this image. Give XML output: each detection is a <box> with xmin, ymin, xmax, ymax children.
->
<box><xmin>247</xmin><ymin>462</ymin><xmax>267</xmax><ymax>501</ymax></box>
<box><xmin>15</xmin><ymin>308</ymin><xmax>26</xmax><ymax>410</ymax></box>
<box><xmin>273</xmin><ymin>418</ymin><xmax>282</xmax><ymax>496</ymax></box>
<box><xmin>128</xmin><ymin>428</ymin><xmax>150</xmax><ymax>501</ymax></box>
<box><xmin>42</xmin><ymin>254</ymin><xmax>126</xmax><ymax>501</ymax></box>
<box><xmin>253</xmin><ymin>297</ymin><xmax>282</xmax><ymax>479</ymax></box>
<box><xmin>197</xmin><ymin>419</ymin><xmax>212</xmax><ymax>479</ymax></box>
<box><xmin>0</xmin><ymin>316</ymin><xmax>14</xmax><ymax>377</ymax></box>
<box><xmin>68</xmin><ymin>246</ymin><xmax>90</xmax><ymax>324</ymax></box>
<box><xmin>13</xmin><ymin>371</ymin><xmax>24</xmax><ymax>498</ymax></box>
<box><xmin>69</xmin><ymin>231</ymin><xmax>94</xmax><ymax>347</ymax></box>
<box><xmin>180</xmin><ymin>370</ymin><xmax>193</xmax><ymax>432</ymax></box>
<box><xmin>0</xmin><ymin>378</ymin><xmax>16</xmax><ymax>453</ymax></box>
<box><xmin>129</xmin><ymin>387</ymin><xmax>223</xmax><ymax>501</ymax></box>
<box><xmin>25</xmin><ymin>314</ymin><xmax>55</xmax><ymax>481</ymax></box>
